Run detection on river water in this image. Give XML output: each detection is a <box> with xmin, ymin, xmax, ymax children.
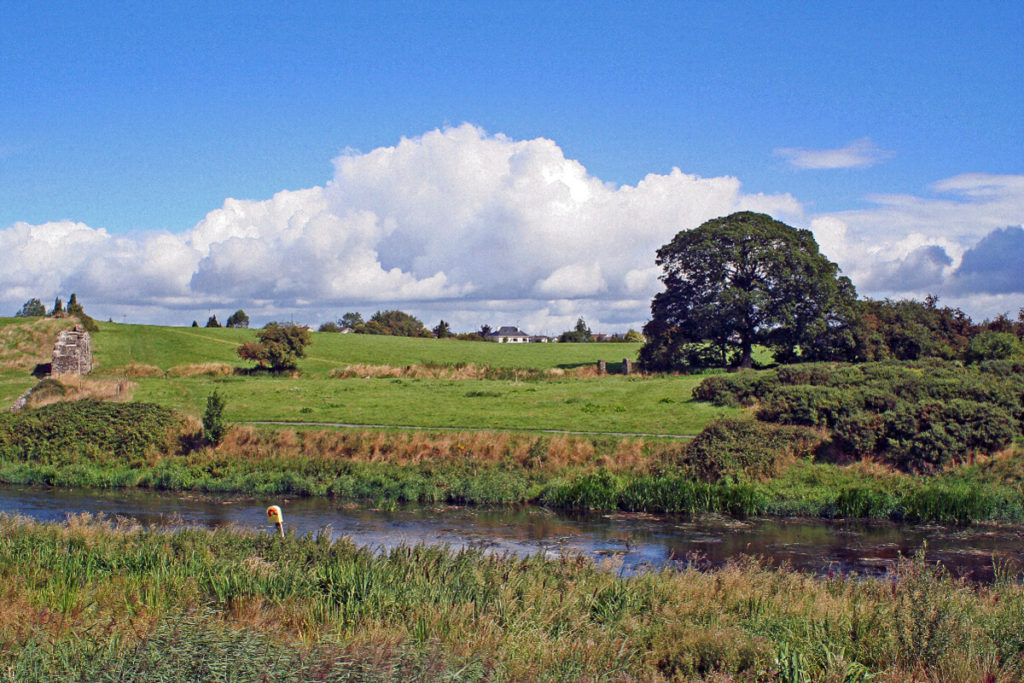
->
<box><xmin>2</xmin><ymin>484</ymin><xmax>1022</xmax><ymax>581</ymax></box>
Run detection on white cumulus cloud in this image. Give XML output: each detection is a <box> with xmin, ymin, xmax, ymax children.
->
<box><xmin>0</xmin><ymin>124</ymin><xmax>805</xmax><ymax>330</ymax></box>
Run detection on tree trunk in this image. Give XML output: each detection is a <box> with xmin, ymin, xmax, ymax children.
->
<box><xmin>739</xmin><ymin>340</ymin><xmax>753</xmax><ymax>369</ymax></box>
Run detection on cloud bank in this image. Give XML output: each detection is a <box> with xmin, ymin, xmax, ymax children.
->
<box><xmin>810</xmin><ymin>173</ymin><xmax>1024</xmax><ymax>316</ymax></box>
<box><xmin>1</xmin><ymin>125</ymin><xmax>1021</xmax><ymax>330</ymax></box>
<box><xmin>0</xmin><ymin>125</ymin><xmax>801</xmax><ymax>332</ymax></box>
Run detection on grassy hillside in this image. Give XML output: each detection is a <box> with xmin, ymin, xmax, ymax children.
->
<box><xmin>90</xmin><ymin>321</ymin><xmax>643</xmax><ymax>374</ymax></box>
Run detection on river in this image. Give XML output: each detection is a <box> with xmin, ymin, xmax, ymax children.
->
<box><xmin>2</xmin><ymin>484</ymin><xmax>1021</xmax><ymax>581</ymax></box>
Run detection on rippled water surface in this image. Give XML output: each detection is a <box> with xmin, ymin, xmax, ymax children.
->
<box><xmin>3</xmin><ymin>485</ymin><xmax>1022</xmax><ymax>580</ymax></box>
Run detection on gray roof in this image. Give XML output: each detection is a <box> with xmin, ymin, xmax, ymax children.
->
<box><xmin>492</xmin><ymin>326</ymin><xmax>529</xmax><ymax>336</ymax></box>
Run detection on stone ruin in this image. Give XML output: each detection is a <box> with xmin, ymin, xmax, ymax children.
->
<box><xmin>51</xmin><ymin>325</ymin><xmax>92</xmax><ymax>377</ymax></box>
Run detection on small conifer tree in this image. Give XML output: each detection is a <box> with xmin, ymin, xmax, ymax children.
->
<box><xmin>203</xmin><ymin>390</ymin><xmax>227</xmax><ymax>445</ymax></box>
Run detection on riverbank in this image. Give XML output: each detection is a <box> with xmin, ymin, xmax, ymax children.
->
<box><xmin>2</xmin><ymin>401</ymin><xmax>1023</xmax><ymax>524</ymax></box>
<box><xmin>2</xmin><ymin>513</ymin><xmax>1022</xmax><ymax>681</ymax></box>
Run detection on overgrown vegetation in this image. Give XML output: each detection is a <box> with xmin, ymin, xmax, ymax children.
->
<box><xmin>693</xmin><ymin>359</ymin><xmax>1024</xmax><ymax>473</ymax></box>
<box><xmin>2</xmin><ymin>515</ymin><xmax>1023</xmax><ymax>681</ymax></box>
<box><xmin>0</xmin><ymin>400</ymin><xmax>185</xmax><ymax>464</ymax></box>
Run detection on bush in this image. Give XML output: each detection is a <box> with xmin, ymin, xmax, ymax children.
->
<box><xmin>691</xmin><ymin>371</ymin><xmax>777</xmax><ymax>406</ymax></box>
<box><xmin>238</xmin><ymin>323</ymin><xmax>311</xmax><ymax>371</ymax></box>
<box><xmin>203</xmin><ymin>391</ymin><xmax>227</xmax><ymax>445</ymax></box>
<box><xmin>0</xmin><ymin>400</ymin><xmax>183</xmax><ymax>464</ymax></box>
<box><xmin>756</xmin><ymin>385</ymin><xmax>849</xmax><ymax>428</ymax></box>
<box><xmin>964</xmin><ymin>330</ymin><xmax>1021</xmax><ymax>363</ymax></box>
<box><xmin>831</xmin><ymin>411</ymin><xmax>885</xmax><ymax>456</ymax></box>
<box><xmin>682</xmin><ymin>418</ymin><xmax>821</xmax><ymax>482</ymax></box>
<box><xmin>883</xmin><ymin>400</ymin><xmax>1015</xmax><ymax>472</ymax></box>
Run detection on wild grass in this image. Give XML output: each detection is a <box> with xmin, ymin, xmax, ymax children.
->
<box><xmin>330</xmin><ymin>362</ymin><xmax>604</xmax><ymax>381</ymax></box>
<box><xmin>0</xmin><ymin>316</ymin><xmax>75</xmax><ymax>372</ymax></box>
<box><xmin>23</xmin><ymin>377</ymin><xmax>138</xmax><ymax>408</ymax></box>
<box><xmin>2</xmin><ymin>514</ymin><xmax>1022</xmax><ymax>681</ymax></box>
<box><xmin>95</xmin><ymin>360</ymin><xmax>165</xmax><ymax>377</ymax></box>
<box><xmin>166</xmin><ymin>362</ymin><xmax>236</xmax><ymax>377</ymax></box>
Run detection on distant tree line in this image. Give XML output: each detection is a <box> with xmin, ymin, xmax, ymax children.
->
<box><xmin>13</xmin><ymin>293</ymin><xmax>97</xmax><ymax>332</ymax></box>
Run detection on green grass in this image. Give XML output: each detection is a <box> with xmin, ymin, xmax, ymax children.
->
<box><xmin>79</xmin><ymin>321</ymin><xmax>729</xmax><ymax>435</ymax></box>
<box><xmin>90</xmin><ymin>322</ymin><xmax>644</xmax><ymax>374</ymax></box>
<box><xmin>129</xmin><ymin>374</ymin><xmax>728</xmax><ymax>434</ymax></box>
<box><xmin>3</xmin><ymin>515</ymin><xmax>1023</xmax><ymax>681</ymax></box>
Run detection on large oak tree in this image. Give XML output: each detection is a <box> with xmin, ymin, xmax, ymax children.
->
<box><xmin>639</xmin><ymin>212</ymin><xmax>858</xmax><ymax>370</ymax></box>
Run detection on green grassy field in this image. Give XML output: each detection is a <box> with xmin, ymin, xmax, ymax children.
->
<box><xmin>129</xmin><ymin>374</ymin><xmax>725</xmax><ymax>435</ymax></box>
<box><xmin>79</xmin><ymin>322</ymin><xmax>731</xmax><ymax>435</ymax></box>
<box><xmin>91</xmin><ymin>322</ymin><xmax>645</xmax><ymax>374</ymax></box>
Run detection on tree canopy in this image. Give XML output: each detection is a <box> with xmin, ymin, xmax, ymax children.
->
<box><xmin>359</xmin><ymin>310</ymin><xmax>430</xmax><ymax>337</ymax></box>
<box><xmin>339</xmin><ymin>312</ymin><xmax>364</xmax><ymax>330</ymax></box>
<box><xmin>639</xmin><ymin>212</ymin><xmax>858</xmax><ymax>370</ymax></box>
<box><xmin>559</xmin><ymin>317</ymin><xmax>594</xmax><ymax>343</ymax></box>
<box><xmin>15</xmin><ymin>298</ymin><xmax>46</xmax><ymax>317</ymax></box>
<box><xmin>433</xmin><ymin>320</ymin><xmax>452</xmax><ymax>338</ymax></box>
<box><xmin>225</xmin><ymin>309</ymin><xmax>249</xmax><ymax>328</ymax></box>
<box><xmin>237</xmin><ymin>323</ymin><xmax>311</xmax><ymax>371</ymax></box>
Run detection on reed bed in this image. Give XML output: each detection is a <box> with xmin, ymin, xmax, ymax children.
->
<box><xmin>1</xmin><ymin>514</ymin><xmax>1022</xmax><ymax>681</ymax></box>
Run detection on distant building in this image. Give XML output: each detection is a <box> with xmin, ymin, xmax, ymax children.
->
<box><xmin>489</xmin><ymin>326</ymin><xmax>531</xmax><ymax>343</ymax></box>
<box><xmin>529</xmin><ymin>335</ymin><xmax>550</xmax><ymax>343</ymax></box>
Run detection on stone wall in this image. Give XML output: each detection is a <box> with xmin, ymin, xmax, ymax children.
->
<box><xmin>51</xmin><ymin>325</ymin><xmax>92</xmax><ymax>376</ymax></box>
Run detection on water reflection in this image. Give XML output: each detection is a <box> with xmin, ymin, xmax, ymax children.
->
<box><xmin>2</xmin><ymin>485</ymin><xmax>1022</xmax><ymax>581</ymax></box>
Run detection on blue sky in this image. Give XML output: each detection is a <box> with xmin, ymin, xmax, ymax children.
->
<box><xmin>1</xmin><ymin>2</ymin><xmax>1022</xmax><ymax>329</ymax></box>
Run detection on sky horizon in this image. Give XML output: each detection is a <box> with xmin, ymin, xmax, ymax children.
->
<box><xmin>2</xmin><ymin>2</ymin><xmax>1022</xmax><ymax>332</ymax></box>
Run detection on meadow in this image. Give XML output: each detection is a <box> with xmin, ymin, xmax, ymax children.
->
<box><xmin>83</xmin><ymin>321</ymin><xmax>729</xmax><ymax>436</ymax></box>
<box><xmin>3</xmin><ymin>513</ymin><xmax>1023</xmax><ymax>682</ymax></box>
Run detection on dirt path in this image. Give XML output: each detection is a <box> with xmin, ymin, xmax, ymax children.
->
<box><xmin>243</xmin><ymin>420</ymin><xmax>697</xmax><ymax>439</ymax></box>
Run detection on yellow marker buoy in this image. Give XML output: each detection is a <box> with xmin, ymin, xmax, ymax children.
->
<box><xmin>267</xmin><ymin>505</ymin><xmax>284</xmax><ymax>538</ymax></box>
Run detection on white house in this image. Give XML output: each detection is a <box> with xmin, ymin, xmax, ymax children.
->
<box><xmin>489</xmin><ymin>326</ymin><xmax>531</xmax><ymax>343</ymax></box>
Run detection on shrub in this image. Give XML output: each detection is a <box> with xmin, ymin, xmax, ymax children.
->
<box><xmin>0</xmin><ymin>400</ymin><xmax>183</xmax><ymax>464</ymax></box>
<box><xmin>964</xmin><ymin>330</ymin><xmax>1021</xmax><ymax>363</ymax></box>
<box><xmin>756</xmin><ymin>385</ymin><xmax>849</xmax><ymax>428</ymax></box>
<box><xmin>238</xmin><ymin>323</ymin><xmax>311</xmax><ymax>371</ymax></box>
<box><xmin>883</xmin><ymin>400</ymin><xmax>1015</xmax><ymax>472</ymax></box>
<box><xmin>203</xmin><ymin>390</ymin><xmax>227</xmax><ymax>445</ymax></box>
<box><xmin>692</xmin><ymin>371</ymin><xmax>777</xmax><ymax>406</ymax></box>
<box><xmin>682</xmin><ymin>417</ymin><xmax>821</xmax><ymax>481</ymax></box>
<box><xmin>831</xmin><ymin>411</ymin><xmax>885</xmax><ymax>456</ymax></box>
